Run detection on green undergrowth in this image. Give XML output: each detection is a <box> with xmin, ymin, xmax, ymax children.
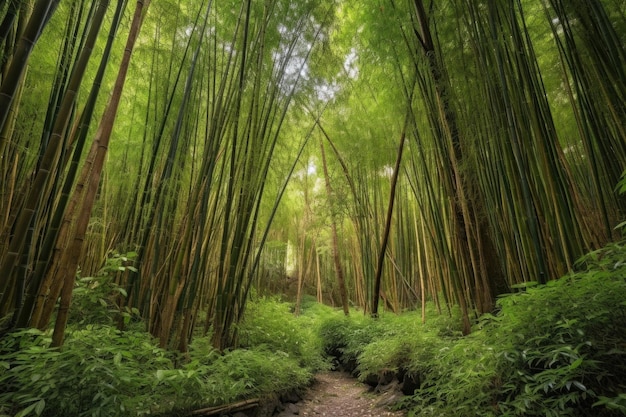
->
<box><xmin>316</xmin><ymin>242</ymin><xmax>626</xmax><ymax>417</ymax></box>
<box><xmin>0</xmin><ymin>296</ymin><xmax>331</xmax><ymax>417</ymax></box>
<box><xmin>2</xmin><ymin>243</ymin><xmax>626</xmax><ymax>417</ymax></box>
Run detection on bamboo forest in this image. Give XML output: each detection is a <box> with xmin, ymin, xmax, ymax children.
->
<box><xmin>1</xmin><ymin>0</ymin><xmax>626</xmax><ymax>416</ymax></box>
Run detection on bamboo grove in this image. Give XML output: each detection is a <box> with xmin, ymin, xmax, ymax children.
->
<box><xmin>1</xmin><ymin>0</ymin><xmax>625</xmax><ymax>350</ymax></box>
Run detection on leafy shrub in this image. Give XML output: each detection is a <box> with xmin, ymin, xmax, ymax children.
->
<box><xmin>0</xmin><ymin>326</ymin><xmax>174</xmax><ymax>417</ymax></box>
<box><xmin>481</xmin><ymin>242</ymin><xmax>626</xmax><ymax>417</ymax></box>
<box><xmin>236</xmin><ymin>296</ymin><xmax>329</xmax><ymax>372</ymax></box>
<box><xmin>401</xmin><ymin>241</ymin><xmax>626</xmax><ymax>417</ymax></box>
<box><xmin>0</xmin><ymin>297</ymin><xmax>332</xmax><ymax>417</ymax></box>
<box><xmin>205</xmin><ymin>347</ymin><xmax>310</xmax><ymax>402</ymax></box>
<box><xmin>402</xmin><ymin>333</ymin><xmax>498</xmax><ymax>417</ymax></box>
<box><xmin>69</xmin><ymin>252</ymin><xmax>139</xmax><ymax>327</ymax></box>
<box><xmin>317</xmin><ymin>311</ymin><xmax>388</xmax><ymax>372</ymax></box>
<box><xmin>155</xmin><ymin>333</ymin><xmax>314</xmax><ymax>410</ymax></box>
<box><xmin>355</xmin><ymin>312</ymin><xmax>421</xmax><ymax>379</ymax></box>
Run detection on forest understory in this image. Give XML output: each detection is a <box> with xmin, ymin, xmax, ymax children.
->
<box><xmin>2</xmin><ymin>237</ymin><xmax>626</xmax><ymax>417</ymax></box>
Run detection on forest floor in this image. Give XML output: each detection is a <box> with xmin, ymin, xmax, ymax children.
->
<box><xmin>273</xmin><ymin>371</ymin><xmax>406</xmax><ymax>417</ymax></box>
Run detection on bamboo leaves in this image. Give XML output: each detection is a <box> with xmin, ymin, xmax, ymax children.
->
<box><xmin>2</xmin><ymin>0</ymin><xmax>626</xmax><ymax>353</ymax></box>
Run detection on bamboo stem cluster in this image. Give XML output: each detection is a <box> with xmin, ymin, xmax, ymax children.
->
<box><xmin>1</xmin><ymin>0</ymin><xmax>625</xmax><ymax>349</ymax></box>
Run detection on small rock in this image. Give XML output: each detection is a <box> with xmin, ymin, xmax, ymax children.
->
<box><xmin>281</xmin><ymin>390</ymin><xmax>302</xmax><ymax>404</ymax></box>
<box><xmin>363</xmin><ymin>373</ymin><xmax>379</xmax><ymax>388</ymax></box>
<box><xmin>285</xmin><ymin>402</ymin><xmax>300</xmax><ymax>414</ymax></box>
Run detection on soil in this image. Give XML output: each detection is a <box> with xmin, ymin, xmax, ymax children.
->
<box><xmin>273</xmin><ymin>372</ymin><xmax>406</xmax><ymax>417</ymax></box>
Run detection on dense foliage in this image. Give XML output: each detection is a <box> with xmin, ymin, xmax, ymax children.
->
<box><xmin>0</xmin><ymin>296</ymin><xmax>331</xmax><ymax>417</ymax></box>
<box><xmin>1</xmin><ymin>1</ymin><xmax>626</xmax><ymax>415</ymax></box>
<box><xmin>319</xmin><ymin>242</ymin><xmax>626</xmax><ymax>417</ymax></box>
<box><xmin>2</xmin><ymin>240</ymin><xmax>625</xmax><ymax>416</ymax></box>
<box><xmin>3</xmin><ymin>0</ymin><xmax>626</xmax><ymax>353</ymax></box>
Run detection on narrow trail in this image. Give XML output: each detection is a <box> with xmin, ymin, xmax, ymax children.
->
<box><xmin>274</xmin><ymin>372</ymin><xmax>406</xmax><ymax>417</ymax></box>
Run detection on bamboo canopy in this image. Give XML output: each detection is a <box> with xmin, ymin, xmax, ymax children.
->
<box><xmin>0</xmin><ymin>0</ymin><xmax>625</xmax><ymax>349</ymax></box>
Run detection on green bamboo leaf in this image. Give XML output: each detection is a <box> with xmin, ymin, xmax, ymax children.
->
<box><xmin>570</xmin><ymin>357</ymin><xmax>583</xmax><ymax>370</ymax></box>
<box><xmin>15</xmin><ymin>401</ymin><xmax>38</xmax><ymax>417</ymax></box>
<box><xmin>34</xmin><ymin>399</ymin><xmax>45</xmax><ymax>415</ymax></box>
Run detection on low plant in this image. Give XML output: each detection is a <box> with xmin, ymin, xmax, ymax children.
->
<box><xmin>0</xmin><ymin>295</ymin><xmax>335</xmax><ymax>417</ymax></box>
<box><xmin>69</xmin><ymin>251</ymin><xmax>139</xmax><ymax>327</ymax></box>
<box><xmin>402</xmin><ymin>241</ymin><xmax>626</xmax><ymax>417</ymax></box>
<box><xmin>236</xmin><ymin>296</ymin><xmax>329</xmax><ymax>372</ymax></box>
<box><xmin>482</xmin><ymin>242</ymin><xmax>626</xmax><ymax>417</ymax></box>
<box><xmin>317</xmin><ymin>311</ymin><xmax>386</xmax><ymax>372</ymax></box>
<box><xmin>402</xmin><ymin>332</ymin><xmax>498</xmax><ymax>417</ymax></box>
<box><xmin>206</xmin><ymin>347</ymin><xmax>310</xmax><ymax>401</ymax></box>
<box><xmin>0</xmin><ymin>326</ymin><xmax>174</xmax><ymax>417</ymax></box>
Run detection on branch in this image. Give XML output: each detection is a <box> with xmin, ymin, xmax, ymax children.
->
<box><xmin>188</xmin><ymin>398</ymin><xmax>260</xmax><ymax>416</ymax></box>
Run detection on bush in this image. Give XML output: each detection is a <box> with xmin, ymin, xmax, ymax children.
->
<box><xmin>0</xmin><ymin>326</ymin><xmax>174</xmax><ymax>417</ymax></box>
<box><xmin>316</xmin><ymin>305</ymin><xmax>463</xmax><ymax>380</ymax></box>
<box><xmin>402</xmin><ymin>241</ymin><xmax>626</xmax><ymax>417</ymax></box>
<box><xmin>69</xmin><ymin>252</ymin><xmax>139</xmax><ymax>327</ymax></box>
<box><xmin>481</xmin><ymin>242</ymin><xmax>626</xmax><ymax>417</ymax></box>
<box><xmin>236</xmin><ymin>296</ymin><xmax>329</xmax><ymax>372</ymax></box>
<box><xmin>402</xmin><ymin>332</ymin><xmax>498</xmax><ymax>417</ymax></box>
<box><xmin>206</xmin><ymin>347</ymin><xmax>310</xmax><ymax>401</ymax></box>
<box><xmin>0</xmin><ymin>297</ymin><xmax>331</xmax><ymax>417</ymax></box>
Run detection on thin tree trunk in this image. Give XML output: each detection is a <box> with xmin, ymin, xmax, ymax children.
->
<box><xmin>409</xmin><ymin>0</ymin><xmax>498</xmax><ymax>331</ymax></box>
<box><xmin>0</xmin><ymin>0</ymin><xmax>58</xmax><ymax>143</ymax></box>
<box><xmin>315</xmin><ymin>240</ymin><xmax>322</xmax><ymax>303</ymax></box>
<box><xmin>20</xmin><ymin>0</ymin><xmax>126</xmax><ymax>329</ymax></box>
<box><xmin>0</xmin><ymin>0</ymin><xmax>104</xmax><ymax>318</ymax></box>
<box><xmin>0</xmin><ymin>0</ymin><xmax>23</xmax><ymax>45</ymax></box>
<box><xmin>51</xmin><ymin>0</ymin><xmax>151</xmax><ymax>347</ymax></box>
<box><xmin>319</xmin><ymin>138</ymin><xmax>349</xmax><ymax>316</ymax></box>
<box><xmin>372</xmin><ymin>117</ymin><xmax>408</xmax><ymax>318</ymax></box>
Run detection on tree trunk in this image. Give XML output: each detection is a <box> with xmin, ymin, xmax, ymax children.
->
<box><xmin>50</xmin><ymin>0</ymin><xmax>151</xmax><ymax>347</ymax></box>
<box><xmin>0</xmin><ymin>0</ymin><xmax>102</xmax><ymax>319</ymax></box>
<box><xmin>372</xmin><ymin>120</ymin><xmax>408</xmax><ymax>317</ymax></box>
<box><xmin>0</xmin><ymin>0</ymin><xmax>58</xmax><ymax>142</ymax></box>
<box><xmin>20</xmin><ymin>0</ymin><xmax>127</xmax><ymax>330</ymax></box>
<box><xmin>410</xmin><ymin>0</ymin><xmax>501</xmax><ymax>331</ymax></box>
<box><xmin>319</xmin><ymin>138</ymin><xmax>349</xmax><ymax>316</ymax></box>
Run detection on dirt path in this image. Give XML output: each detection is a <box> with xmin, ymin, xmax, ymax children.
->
<box><xmin>274</xmin><ymin>372</ymin><xmax>406</xmax><ymax>417</ymax></box>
